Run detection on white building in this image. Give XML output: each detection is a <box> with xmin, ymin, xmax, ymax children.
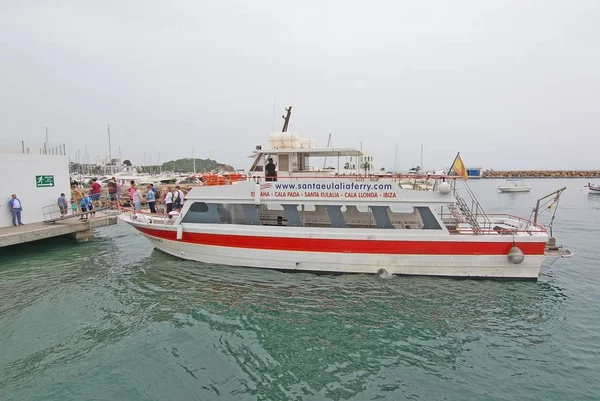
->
<box><xmin>342</xmin><ymin>151</ymin><xmax>375</xmax><ymax>174</ymax></box>
<box><xmin>0</xmin><ymin>144</ymin><xmax>70</xmax><ymax>228</ymax></box>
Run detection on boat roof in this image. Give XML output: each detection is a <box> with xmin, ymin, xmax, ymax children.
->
<box><xmin>251</xmin><ymin>148</ymin><xmax>364</xmax><ymax>157</ymax></box>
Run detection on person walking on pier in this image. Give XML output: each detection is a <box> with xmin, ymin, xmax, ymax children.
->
<box><xmin>79</xmin><ymin>194</ymin><xmax>91</xmax><ymax>220</ymax></box>
<box><xmin>8</xmin><ymin>194</ymin><xmax>23</xmax><ymax>226</ymax></box>
<box><xmin>71</xmin><ymin>183</ymin><xmax>84</xmax><ymax>214</ymax></box>
<box><xmin>107</xmin><ymin>177</ymin><xmax>117</xmax><ymax>207</ymax></box>
<box><xmin>57</xmin><ymin>193</ymin><xmax>68</xmax><ymax>217</ymax></box>
<box><xmin>90</xmin><ymin>178</ymin><xmax>101</xmax><ymax>205</ymax></box>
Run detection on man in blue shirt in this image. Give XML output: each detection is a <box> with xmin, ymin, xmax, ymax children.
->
<box><xmin>145</xmin><ymin>185</ymin><xmax>157</xmax><ymax>213</ymax></box>
<box><xmin>57</xmin><ymin>193</ymin><xmax>68</xmax><ymax>217</ymax></box>
<box><xmin>8</xmin><ymin>194</ymin><xmax>23</xmax><ymax>226</ymax></box>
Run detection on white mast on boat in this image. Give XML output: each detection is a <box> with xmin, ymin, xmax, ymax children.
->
<box><xmin>420</xmin><ymin>145</ymin><xmax>424</xmax><ymax>174</ymax></box>
<box><xmin>108</xmin><ymin>124</ymin><xmax>112</xmax><ymax>164</ymax></box>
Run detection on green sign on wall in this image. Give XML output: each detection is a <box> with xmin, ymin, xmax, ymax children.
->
<box><xmin>36</xmin><ymin>175</ymin><xmax>55</xmax><ymax>188</ymax></box>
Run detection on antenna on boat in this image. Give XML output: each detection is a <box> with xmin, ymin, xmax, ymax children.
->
<box><xmin>281</xmin><ymin>106</ymin><xmax>292</xmax><ymax>132</ymax></box>
<box><xmin>323</xmin><ymin>133</ymin><xmax>332</xmax><ymax>169</ymax></box>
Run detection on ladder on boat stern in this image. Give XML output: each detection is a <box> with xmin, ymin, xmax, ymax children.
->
<box><xmin>454</xmin><ymin>194</ymin><xmax>483</xmax><ymax>234</ymax></box>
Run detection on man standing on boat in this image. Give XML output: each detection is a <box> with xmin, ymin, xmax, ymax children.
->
<box><xmin>8</xmin><ymin>194</ymin><xmax>23</xmax><ymax>226</ymax></box>
<box><xmin>145</xmin><ymin>185</ymin><xmax>157</xmax><ymax>213</ymax></box>
<box><xmin>172</xmin><ymin>186</ymin><xmax>184</xmax><ymax>212</ymax></box>
<box><xmin>265</xmin><ymin>158</ymin><xmax>277</xmax><ymax>181</ymax></box>
<box><xmin>163</xmin><ymin>186</ymin><xmax>174</xmax><ymax>216</ymax></box>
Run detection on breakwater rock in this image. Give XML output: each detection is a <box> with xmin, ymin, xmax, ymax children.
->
<box><xmin>483</xmin><ymin>170</ymin><xmax>600</xmax><ymax>179</ymax></box>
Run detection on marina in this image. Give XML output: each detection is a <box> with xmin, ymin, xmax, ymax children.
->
<box><xmin>0</xmin><ymin>211</ymin><xmax>117</xmax><ymax>247</ymax></box>
<box><xmin>2</xmin><ymin>1</ymin><xmax>599</xmax><ymax>398</ymax></box>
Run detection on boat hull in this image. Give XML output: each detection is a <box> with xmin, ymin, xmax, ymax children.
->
<box><xmin>126</xmin><ymin>221</ymin><xmax>548</xmax><ymax>280</ymax></box>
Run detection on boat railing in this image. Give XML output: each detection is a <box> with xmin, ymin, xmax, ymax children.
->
<box><xmin>119</xmin><ymin>207</ymin><xmax>175</xmax><ymax>225</ymax></box>
<box><xmin>246</xmin><ymin>174</ymin><xmax>460</xmax><ymax>182</ymax></box>
<box><xmin>444</xmin><ymin>213</ymin><xmax>547</xmax><ymax>234</ymax></box>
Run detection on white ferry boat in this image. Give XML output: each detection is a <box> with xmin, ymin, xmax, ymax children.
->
<box><xmin>119</xmin><ymin>144</ymin><xmax>572</xmax><ymax>280</ymax></box>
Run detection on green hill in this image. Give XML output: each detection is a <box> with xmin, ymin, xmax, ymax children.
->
<box><xmin>141</xmin><ymin>158</ymin><xmax>235</xmax><ymax>173</ymax></box>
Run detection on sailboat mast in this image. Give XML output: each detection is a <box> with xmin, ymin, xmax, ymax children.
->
<box><xmin>394</xmin><ymin>143</ymin><xmax>398</xmax><ymax>174</ymax></box>
<box><xmin>192</xmin><ymin>145</ymin><xmax>196</xmax><ymax>174</ymax></box>
<box><xmin>108</xmin><ymin>124</ymin><xmax>112</xmax><ymax>164</ymax></box>
<box><xmin>420</xmin><ymin>145</ymin><xmax>423</xmax><ymax>174</ymax></box>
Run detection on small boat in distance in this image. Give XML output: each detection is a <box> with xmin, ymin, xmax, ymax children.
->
<box><xmin>497</xmin><ymin>179</ymin><xmax>531</xmax><ymax>193</ymax></box>
<box><xmin>586</xmin><ymin>182</ymin><xmax>600</xmax><ymax>194</ymax></box>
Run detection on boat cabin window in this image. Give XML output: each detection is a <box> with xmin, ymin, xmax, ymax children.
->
<box><xmin>182</xmin><ymin>201</ymin><xmax>443</xmax><ymax>230</ymax></box>
<box><xmin>282</xmin><ymin>204</ymin><xmax>304</xmax><ymax>227</ymax></box>
<box><xmin>370</xmin><ymin>206</ymin><xmax>394</xmax><ymax>229</ymax></box>
<box><xmin>182</xmin><ymin>202</ymin><xmax>221</xmax><ymax>224</ymax></box>
<box><xmin>415</xmin><ymin>206</ymin><xmax>442</xmax><ymax>230</ymax></box>
<box><xmin>183</xmin><ymin>202</ymin><xmax>263</xmax><ymax>225</ymax></box>
<box><xmin>325</xmin><ymin>205</ymin><xmax>347</xmax><ymax>228</ymax></box>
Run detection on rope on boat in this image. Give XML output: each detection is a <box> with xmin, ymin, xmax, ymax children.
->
<box><xmin>540</xmin><ymin>257</ymin><xmax>560</xmax><ymax>276</ymax></box>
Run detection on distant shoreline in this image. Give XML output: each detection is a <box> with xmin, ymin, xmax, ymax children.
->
<box><xmin>482</xmin><ymin>170</ymin><xmax>600</xmax><ymax>179</ymax></box>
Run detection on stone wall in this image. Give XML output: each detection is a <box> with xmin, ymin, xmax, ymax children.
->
<box><xmin>483</xmin><ymin>170</ymin><xmax>600</xmax><ymax>178</ymax></box>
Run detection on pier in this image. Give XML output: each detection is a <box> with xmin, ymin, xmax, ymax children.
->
<box><xmin>0</xmin><ymin>212</ymin><xmax>117</xmax><ymax>248</ymax></box>
<box><xmin>483</xmin><ymin>170</ymin><xmax>600</xmax><ymax>179</ymax></box>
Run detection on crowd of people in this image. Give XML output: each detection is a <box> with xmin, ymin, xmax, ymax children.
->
<box><xmin>67</xmin><ymin>177</ymin><xmax>188</xmax><ymax>217</ymax></box>
<box><xmin>5</xmin><ymin>179</ymin><xmax>188</xmax><ymax>226</ymax></box>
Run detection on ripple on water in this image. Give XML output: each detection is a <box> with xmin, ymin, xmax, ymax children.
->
<box><xmin>1</xmin><ymin>181</ymin><xmax>600</xmax><ymax>400</ymax></box>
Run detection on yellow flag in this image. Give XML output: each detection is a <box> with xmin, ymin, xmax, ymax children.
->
<box><xmin>450</xmin><ymin>153</ymin><xmax>468</xmax><ymax>180</ymax></box>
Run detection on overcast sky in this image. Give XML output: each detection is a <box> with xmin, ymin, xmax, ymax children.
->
<box><xmin>1</xmin><ymin>0</ymin><xmax>598</xmax><ymax>171</ymax></box>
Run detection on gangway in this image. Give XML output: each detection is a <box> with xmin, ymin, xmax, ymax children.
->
<box><xmin>42</xmin><ymin>204</ymin><xmax>112</xmax><ymax>224</ymax></box>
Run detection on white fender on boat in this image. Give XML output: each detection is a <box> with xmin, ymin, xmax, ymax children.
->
<box><xmin>508</xmin><ymin>245</ymin><xmax>525</xmax><ymax>264</ymax></box>
<box><xmin>438</xmin><ymin>182</ymin><xmax>451</xmax><ymax>195</ymax></box>
<box><xmin>176</xmin><ymin>224</ymin><xmax>183</xmax><ymax>241</ymax></box>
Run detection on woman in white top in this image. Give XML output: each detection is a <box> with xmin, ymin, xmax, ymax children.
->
<box><xmin>132</xmin><ymin>186</ymin><xmax>143</xmax><ymax>211</ymax></box>
<box><xmin>164</xmin><ymin>187</ymin><xmax>174</xmax><ymax>215</ymax></box>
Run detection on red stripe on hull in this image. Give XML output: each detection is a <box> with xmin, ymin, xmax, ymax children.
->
<box><xmin>134</xmin><ymin>226</ymin><xmax>547</xmax><ymax>256</ymax></box>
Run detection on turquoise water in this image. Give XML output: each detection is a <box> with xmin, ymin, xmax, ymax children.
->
<box><xmin>1</xmin><ymin>179</ymin><xmax>599</xmax><ymax>401</ymax></box>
